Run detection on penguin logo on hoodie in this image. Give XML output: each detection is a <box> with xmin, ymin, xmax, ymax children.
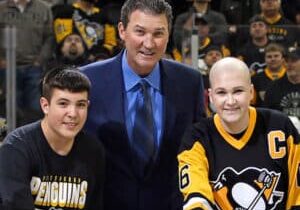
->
<box><xmin>211</xmin><ymin>167</ymin><xmax>284</xmax><ymax>210</ymax></box>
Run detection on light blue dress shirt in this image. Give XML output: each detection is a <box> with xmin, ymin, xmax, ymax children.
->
<box><xmin>122</xmin><ymin>51</ymin><xmax>163</xmax><ymax>151</ymax></box>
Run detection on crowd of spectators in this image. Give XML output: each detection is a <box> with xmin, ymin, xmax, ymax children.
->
<box><xmin>0</xmin><ymin>0</ymin><xmax>299</xmax><ymax>133</ymax></box>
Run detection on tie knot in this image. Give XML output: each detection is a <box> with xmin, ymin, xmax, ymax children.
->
<box><xmin>138</xmin><ymin>79</ymin><xmax>149</xmax><ymax>93</ymax></box>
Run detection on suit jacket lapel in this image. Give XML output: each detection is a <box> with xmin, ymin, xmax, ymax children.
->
<box><xmin>103</xmin><ymin>54</ymin><xmax>125</xmax><ymax>125</ymax></box>
<box><xmin>159</xmin><ymin>60</ymin><xmax>177</xmax><ymax>151</ymax></box>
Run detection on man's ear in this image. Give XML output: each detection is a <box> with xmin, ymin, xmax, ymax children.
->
<box><xmin>118</xmin><ymin>22</ymin><xmax>126</xmax><ymax>41</ymax></box>
<box><xmin>40</xmin><ymin>97</ymin><xmax>50</xmax><ymax>115</ymax></box>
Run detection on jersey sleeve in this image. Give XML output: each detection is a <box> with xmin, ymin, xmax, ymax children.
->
<box><xmin>286</xmin><ymin>119</ymin><xmax>300</xmax><ymax>209</ymax></box>
<box><xmin>177</xmin><ymin>124</ymin><xmax>216</xmax><ymax>210</ymax></box>
<box><xmin>0</xmin><ymin>139</ymin><xmax>34</xmax><ymax>209</ymax></box>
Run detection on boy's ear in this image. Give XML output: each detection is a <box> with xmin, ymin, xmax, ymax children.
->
<box><xmin>40</xmin><ymin>97</ymin><xmax>50</xmax><ymax>115</ymax></box>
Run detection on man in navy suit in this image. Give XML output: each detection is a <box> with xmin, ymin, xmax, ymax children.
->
<box><xmin>81</xmin><ymin>0</ymin><xmax>206</xmax><ymax>209</ymax></box>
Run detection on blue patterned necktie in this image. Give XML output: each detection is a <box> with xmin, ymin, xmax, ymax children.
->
<box><xmin>132</xmin><ymin>79</ymin><xmax>155</xmax><ymax>176</ymax></box>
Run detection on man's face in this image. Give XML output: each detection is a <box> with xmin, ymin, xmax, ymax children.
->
<box><xmin>260</xmin><ymin>0</ymin><xmax>281</xmax><ymax>14</ymax></box>
<box><xmin>40</xmin><ymin>89</ymin><xmax>89</xmax><ymax>142</ymax></box>
<box><xmin>204</xmin><ymin>50</ymin><xmax>222</xmax><ymax>68</ymax></box>
<box><xmin>265</xmin><ymin>51</ymin><xmax>284</xmax><ymax>71</ymax></box>
<box><xmin>209</xmin><ymin>65</ymin><xmax>253</xmax><ymax>133</ymax></box>
<box><xmin>250</xmin><ymin>21</ymin><xmax>268</xmax><ymax>39</ymax></box>
<box><xmin>118</xmin><ymin>10</ymin><xmax>169</xmax><ymax>76</ymax></box>
<box><xmin>286</xmin><ymin>58</ymin><xmax>300</xmax><ymax>84</ymax></box>
<box><xmin>61</xmin><ymin>34</ymin><xmax>85</xmax><ymax>60</ymax></box>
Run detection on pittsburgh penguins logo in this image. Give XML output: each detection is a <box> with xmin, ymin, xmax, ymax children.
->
<box><xmin>249</xmin><ymin>62</ymin><xmax>266</xmax><ymax>74</ymax></box>
<box><xmin>73</xmin><ymin>10</ymin><xmax>104</xmax><ymax>50</ymax></box>
<box><xmin>212</xmin><ymin>167</ymin><xmax>284</xmax><ymax>210</ymax></box>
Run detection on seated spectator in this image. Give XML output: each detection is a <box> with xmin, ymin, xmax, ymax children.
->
<box><xmin>173</xmin><ymin>0</ymin><xmax>228</xmax><ymax>51</ymax></box>
<box><xmin>256</xmin><ymin>0</ymin><xmax>297</xmax><ymax>49</ymax></box>
<box><xmin>51</xmin><ymin>32</ymin><xmax>90</xmax><ymax>67</ymax></box>
<box><xmin>236</xmin><ymin>15</ymin><xmax>269</xmax><ymax>74</ymax></box>
<box><xmin>52</xmin><ymin>0</ymin><xmax>118</xmax><ymax>62</ymax></box>
<box><xmin>172</xmin><ymin>15</ymin><xmax>230</xmax><ymax>63</ymax></box>
<box><xmin>195</xmin><ymin>15</ymin><xmax>230</xmax><ymax>58</ymax></box>
<box><xmin>252</xmin><ymin>43</ymin><xmax>286</xmax><ymax>106</ymax></box>
<box><xmin>198</xmin><ymin>45</ymin><xmax>224</xmax><ymax>89</ymax></box>
<box><xmin>264</xmin><ymin>48</ymin><xmax>300</xmax><ymax>132</ymax></box>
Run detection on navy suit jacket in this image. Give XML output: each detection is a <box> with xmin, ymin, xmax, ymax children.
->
<box><xmin>81</xmin><ymin>51</ymin><xmax>205</xmax><ymax>210</ymax></box>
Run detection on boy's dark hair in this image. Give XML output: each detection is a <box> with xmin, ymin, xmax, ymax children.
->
<box><xmin>41</xmin><ymin>66</ymin><xmax>91</xmax><ymax>101</ymax></box>
<box><xmin>120</xmin><ymin>0</ymin><xmax>173</xmax><ymax>32</ymax></box>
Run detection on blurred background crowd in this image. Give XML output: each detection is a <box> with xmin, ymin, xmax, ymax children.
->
<box><xmin>0</xmin><ymin>0</ymin><xmax>299</xmax><ymax>139</ymax></box>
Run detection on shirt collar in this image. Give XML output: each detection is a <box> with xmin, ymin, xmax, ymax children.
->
<box><xmin>122</xmin><ymin>50</ymin><xmax>161</xmax><ymax>92</ymax></box>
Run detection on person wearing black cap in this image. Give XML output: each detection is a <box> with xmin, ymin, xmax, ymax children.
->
<box><xmin>172</xmin><ymin>14</ymin><xmax>230</xmax><ymax>64</ymax></box>
<box><xmin>264</xmin><ymin>48</ymin><xmax>300</xmax><ymax>132</ymax></box>
<box><xmin>173</xmin><ymin>0</ymin><xmax>228</xmax><ymax>51</ymax></box>
<box><xmin>236</xmin><ymin>15</ymin><xmax>270</xmax><ymax>74</ymax></box>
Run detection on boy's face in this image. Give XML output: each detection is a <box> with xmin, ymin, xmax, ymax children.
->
<box><xmin>40</xmin><ymin>88</ymin><xmax>89</xmax><ymax>141</ymax></box>
<box><xmin>265</xmin><ymin>51</ymin><xmax>284</xmax><ymax>71</ymax></box>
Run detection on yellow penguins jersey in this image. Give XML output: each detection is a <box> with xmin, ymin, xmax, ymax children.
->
<box><xmin>178</xmin><ymin>107</ymin><xmax>300</xmax><ymax>210</ymax></box>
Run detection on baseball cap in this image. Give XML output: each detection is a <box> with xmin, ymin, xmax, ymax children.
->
<box><xmin>286</xmin><ymin>48</ymin><xmax>300</xmax><ymax>60</ymax></box>
<box><xmin>249</xmin><ymin>15</ymin><xmax>267</xmax><ymax>25</ymax></box>
<box><xmin>204</xmin><ymin>45</ymin><xmax>222</xmax><ymax>55</ymax></box>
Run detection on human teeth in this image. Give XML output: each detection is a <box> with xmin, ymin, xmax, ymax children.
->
<box><xmin>66</xmin><ymin>123</ymin><xmax>76</xmax><ymax>126</ymax></box>
<box><xmin>143</xmin><ymin>52</ymin><xmax>153</xmax><ymax>55</ymax></box>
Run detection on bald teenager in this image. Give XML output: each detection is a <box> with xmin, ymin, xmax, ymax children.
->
<box><xmin>178</xmin><ymin>57</ymin><xmax>300</xmax><ymax>210</ymax></box>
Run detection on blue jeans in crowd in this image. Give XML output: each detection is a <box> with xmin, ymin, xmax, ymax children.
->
<box><xmin>17</xmin><ymin>65</ymin><xmax>42</xmax><ymax>112</ymax></box>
